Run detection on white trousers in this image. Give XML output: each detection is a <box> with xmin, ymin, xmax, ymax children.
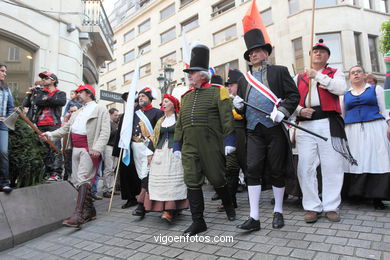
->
<box><xmin>71</xmin><ymin>147</ymin><xmax>97</xmax><ymax>188</ymax></box>
<box><xmin>131</xmin><ymin>142</ymin><xmax>153</xmax><ymax>180</ymax></box>
<box><xmin>102</xmin><ymin>145</ymin><xmax>118</xmax><ymax>192</ymax></box>
<box><xmin>296</xmin><ymin>118</ymin><xmax>344</xmax><ymax>212</ymax></box>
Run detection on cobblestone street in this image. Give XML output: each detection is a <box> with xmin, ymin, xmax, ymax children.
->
<box><xmin>1</xmin><ymin>186</ymin><xmax>390</xmax><ymax>260</ymax></box>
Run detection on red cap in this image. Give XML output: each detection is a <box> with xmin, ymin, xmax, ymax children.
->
<box><xmin>74</xmin><ymin>84</ymin><xmax>96</xmax><ymax>96</ymax></box>
<box><xmin>39</xmin><ymin>71</ymin><xmax>58</xmax><ymax>82</ymax></box>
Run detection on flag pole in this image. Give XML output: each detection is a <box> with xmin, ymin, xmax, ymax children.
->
<box><xmin>108</xmin><ymin>148</ymin><xmax>123</xmax><ymax>212</ymax></box>
<box><xmin>307</xmin><ymin>0</ymin><xmax>316</xmax><ymax>108</ymax></box>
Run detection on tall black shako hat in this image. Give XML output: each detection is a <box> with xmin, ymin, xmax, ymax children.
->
<box><xmin>312</xmin><ymin>39</ymin><xmax>331</xmax><ymax>56</ymax></box>
<box><xmin>210</xmin><ymin>74</ymin><xmax>224</xmax><ymax>87</ymax></box>
<box><xmin>243</xmin><ymin>28</ymin><xmax>272</xmax><ymax>61</ymax></box>
<box><xmin>183</xmin><ymin>44</ymin><xmax>209</xmax><ymax>73</ymax></box>
<box><xmin>225</xmin><ymin>69</ymin><xmax>243</xmax><ymax>85</ymax></box>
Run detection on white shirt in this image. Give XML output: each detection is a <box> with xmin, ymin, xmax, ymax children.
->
<box><xmin>71</xmin><ymin>101</ymin><xmax>97</xmax><ymax>135</ymax></box>
<box><xmin>294</xmin><ymin>68</ymin><xmax>347</xmax><ymax>112</ymax></box>
<box><xmin>340</xmin><ymin>83</ymin><xmax>390</xmax><ymax>121</ymax></box>
<box><xmin>161</xmin><ymin>113</ymin><xmax>176</xmax><ymax>127</ymax></box>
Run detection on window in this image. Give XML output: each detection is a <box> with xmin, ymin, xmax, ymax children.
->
<box><xmin>123</xmin><ymin>71</ymin><xmax>134</xmax><ymax>84</ymax></box>
<box><xmin>7</xmin><ymin>82</ymin><xmax>18</xmax><ymax>91</ymax></box>
<box><xmin>161</xmin><ymin>27</ymin><xmax>176</xmax><ymax>44</ymax></box>
<box><xmin>363</xmin><ymin>0</ymin><xmax>373</xmax><ymax>8</ymax></box>
<box><xmin>160</xmin><ymin>4</ymin><xmax>175</xmax><ymax>20</ymax></box>
<box><xmin>138</xmin><ymin>41</ymin><xmax>151</xmax><ymax>54</ymax></box>
<box><xmin>288</xmin><ymin>0</ymin><xmax>300</xmax><ymax>14</ymax></box>
<box><xmin>8</xmin><ymin>47</ymin><xmax>20</xmax><ymax>61</ymax></box>
<box><xmin>139</xmin><ymin>63</ymin><xmax>151</xmax><ymax>77</ymax></box>
<box><xmin>315</xmin><ymin>33</ymin><xmax>343</xmax><ymax>70</ymax></box>
<box><xmin>315</xmin><ymin>0</ymin><xmax>337</xmax><ymax>8</ymax></box>
<box><xmin>180</xmin><ymin>0</ymin><xmax>193</xmax><ymax>7</ymax></box>
<box><xmin>214</xmin><ymin>60</ymin><xmax>239</xmax><ymax>82</ymax></box>
<box><xmin>292</xmin><ymin>38</ymin><xmax>304</xmax><ymax>73</ymax></box>
<box><xmin>140</xmin><ymin>0</ymin><xmax>150</xmax><ymax>7</ymax></box>
<box><xmin>211</xmin><ymin>0</ymin><xmax>235</xmax><ymax>17</ymax></box>
<box><xmin>344</xmin><ymin>0</ymin><xmax>358</xmax><ymax>5</ymax></box>
<box><xmin>108</xmin><ymin>79</ymin><xmax>116</xmax><ymax>90</ymax></box>
<box><xmin>379</xmin><ymin>0</ymin><xmax>388</xmax><ymax>12</ymax></box>
<box><xmin>124</xmin><ymin>29</ymin><xmax>135</xmax><ymax>42</ymax></box>
<box><xmin>138</xmin><ymin>19</ymin><xmax>150</xmax><ymax>34</ymax></box>
<box><xmin>368</xmin><ymin>35</ymin><xmax>380</xmax><ymax>72</ymax></box>
<box><xmin>161</xmin><ymin>52</ymin><xmax>176</xmax><ymax>67</ymax></box>
<box><xmin>124</xmin><ymin>49</ymin><xmax>135</xmax><ymax>63</ymax></box>
<box><xmin>261</xmin><ymin>9</ymin><xmax>272</xmax><ymax>26</ymax></box>
<box><xmin>181</xmin><ymin>15</ymin><xmax>199</xmax><ymax>33</ymax></box>
<box><xmin>213</xmin><ymin>24</ymin><xmax>237</xmax><ymax>46</ymax></box>
<box><xmin>108</xmin><ymin>60</ymin><xmax>117</xmax><ymax>71</ymax></box>
<box><xmin>354</xmin><ymin>33</ymin><xmax>362</xmax><ymax>66</ymax></box>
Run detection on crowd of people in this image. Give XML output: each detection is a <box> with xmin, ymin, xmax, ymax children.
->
<box><xmin>0</xmin><ymin>26</ymin><xmax>389</xmax><ymax>235</ymax></box>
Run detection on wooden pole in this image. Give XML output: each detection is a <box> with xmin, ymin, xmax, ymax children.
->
<box><xmin>108</xmin><ymin>148</ymin><xmax>123</xmax><ymax>212</ymax></box>
<box><xmin>307</xmin><ymin>0</ymin><xmax>316</xmax><ymax>108</ymax></box>
<box><xmin>15</xmin><ymin>107</ymin><xmax>61</xmax><ymax>154</ymax></box>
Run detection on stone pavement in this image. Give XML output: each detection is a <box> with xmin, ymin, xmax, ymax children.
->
<box><xmin>1</xmin><ymin>186</ymin><xmax>389</xmax><ymax>260</ymax></box>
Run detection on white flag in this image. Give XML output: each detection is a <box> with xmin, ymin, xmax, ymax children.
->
<box><xmin>181</xmin><ymin>33</ymin><xmax>191</xmax><ymax>87</ymax></box>
<box><xmin>119</xmin><ymin>58</ymin><xmax>141</xmax><ymax>165</ymax></box>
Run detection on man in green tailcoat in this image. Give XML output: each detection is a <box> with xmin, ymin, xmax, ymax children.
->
<box><xmin>173</xmin><ymin>44</ymin><xmax>236</xmax><ymax>236</ymax></box>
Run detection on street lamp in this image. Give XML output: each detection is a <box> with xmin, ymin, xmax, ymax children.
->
<box><xmin>157</xmin><ymin>64</ymin><xmax>174</xmax><ymax>94</ymax></box>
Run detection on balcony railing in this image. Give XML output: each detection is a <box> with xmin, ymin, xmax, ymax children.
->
<box><xmin>82</xmin><ymin>0</ymin><xmax>114</xmax><ymax>51</ymax></box>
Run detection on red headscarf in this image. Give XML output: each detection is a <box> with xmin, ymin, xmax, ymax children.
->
<box><xmin>163</xmin><ymin>94</ymin><xmax>180</xmax><ymax>113</ymax></box>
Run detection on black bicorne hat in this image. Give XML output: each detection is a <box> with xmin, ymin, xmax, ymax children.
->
<box><xmin>210</xmin><ymin>74</ymin><xmax>224</xmax><ymax>87</ymax></box>
<box><xmin>183</xmin><ymin>44</ymin><xmax>209</xmax><ymax>73</ymax></box>
<box><xmin>225</xmin><ymin>69</ymin><xmax>244</xmax><ymax>85</ymax></box>
<box><xmin>243</xmin><ymin>28</ymin><xmax>272</xmax><ymax>61</ymax></box>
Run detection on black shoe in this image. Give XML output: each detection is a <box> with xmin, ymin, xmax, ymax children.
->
<box><xmin>237</xmin><ymin>217</ymin><xmax>260</xmax><ymax>231</ymax></box>
<box><xmin>122</xmin><ymin>199</ymin><xmax>137</xmax><ymax>209</ymax></box>
<box><xmin>183</xmin><ymin>220</ymin><xmax>207</xmax><ymax>236</ymax></box>
<box><xmin>211</xmin><ymin>192</ymin><xmax>220</xmax><ymax>201</ymax></box>
<box><xmin>103</xmin><ymin>192</ymin><xmax>111</xmax><ymax>198</ymax></box>
<box><xmin>0</xmin><ymin>185</ymin><xmax>13</xmax><ymax>193</ymax></box>
<box><xmin>132</xmin><ymin>203</ymin><xmax>145</xmax><ymax>217</ymax></box>
<box><xmin>272</xmin><ymin>212</ymin><xmax>285</xmax><ymax>229</ymax></box>
<box><xmin>373</xmin><ymin>199</ymin><xmax>386</xmax><ymax>210</ymax></box>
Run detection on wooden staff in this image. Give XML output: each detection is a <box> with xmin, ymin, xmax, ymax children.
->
<box><xmin>108</xmin><ymin>148</ymin><xmax>123</xmax><ymax>212</ymax></box>
<box><xmin>307</xmin><ymin>0</ymin><xmax>316</xmax><ymax>108</ymax></box>
<box><xmin>15</xmin><ymin>107</ymin><xmax>61</xmax><ymax>154</ymax></box>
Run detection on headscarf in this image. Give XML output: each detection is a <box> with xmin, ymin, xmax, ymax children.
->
<box><xmin>163</xmin><ymin>94</ymin><xmax>180</xmax><ymax>113</ymax></box>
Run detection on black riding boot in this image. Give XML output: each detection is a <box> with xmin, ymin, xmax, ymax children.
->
<box><xmin>183</xmin><ymin>189</ymin><xmax>207</xmax><ymax>236</ymax></box>
<box><xmin>215</xmin><ymin>185</ymin><xmax>236</xmax><ymax>221</ymax></box>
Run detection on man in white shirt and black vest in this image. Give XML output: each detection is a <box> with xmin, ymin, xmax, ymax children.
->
<box><xmin>234</xmin><ymin>28</ymin><xmax>300</xmax><ymax>232</ymax></box>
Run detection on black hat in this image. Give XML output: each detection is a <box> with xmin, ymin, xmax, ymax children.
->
<box><xmin>210</xmin><ymin>74</ymin><xmax>224</xmax><ymax>87</ymax></box>
<box><xmin>243</xmin><ymin>29</ymin><xmax>272</xmax><ymax>61</ymax></box>
<box><xmin>121</xmin><ymin>91</ymin><xmax>138</xmax><ymax>102</ymax></box>
<box><xmin>121</xmin><ymin>92</ymin><xmax>128</xmax><ymax>102</ymax></box>
<box><xmin>225</xmin><ymin>69</ymin><xmax>243</xmax><ymax>85</ymax></box>
<box><xmin>183</xmin><ymin>44</ymin><xmax>209</xmax><ymax>73</ymax></box>
<box><xmin>139</xmin><ymin>87</ymin><xmax>154</xmax><ymax>101</ymax></box>
<box><xmin>312</xmin><ymin>39</ymin><xmax>331</xmax><ymax>56</ymax></box>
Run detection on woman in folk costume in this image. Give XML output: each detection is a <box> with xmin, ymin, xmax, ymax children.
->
<box><xmin>342</xmin><ymin>65</ymin><xmax>390</xmax><ymax>209</ymax></box>
<box><xmin>136</xmin><ymin>94</ymin><xmax>188</xmax><ymax>222</ymax></box>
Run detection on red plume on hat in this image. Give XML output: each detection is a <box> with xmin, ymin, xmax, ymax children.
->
<box><xmin>242</xmin><ymin>0</ymin><xmax>271</xmax><ymax>44</ymax></box>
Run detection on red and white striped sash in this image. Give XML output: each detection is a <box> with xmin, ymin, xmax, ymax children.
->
<box><xmin>244</xmin><ymin>71</ymin><xmax>281</xmax><ymax>106</ymax></box>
